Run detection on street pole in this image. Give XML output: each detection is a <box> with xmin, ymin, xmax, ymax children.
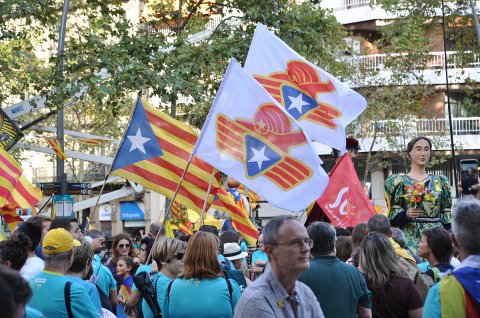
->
<box><xmin>441</xmin><ymin>0</ymin><xmax>459</xmax><ymax>197</ymax></box>
<box><xmin>55</xmin><ymin>0</ymin><xmax>70</xmax><ymax>212</ymax></box>
<box><xmin>469</xmin><ymin>0</ymin><xmax>480</xmax><ymax>45</ymax></box>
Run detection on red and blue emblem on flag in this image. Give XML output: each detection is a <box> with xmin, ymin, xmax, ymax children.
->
<box><xmin>254</xmin><ymin>60</ymin><xmax>340</xmax><ymax>129</ymax></box>
<box><xmin>245</xmin><ymin>23</ymin><xmax>367</xmax><ymax>153</ymax></box>
<box><xmin>195</xmin><ymin>59</ymin><xmax>328</xmax><ymax>211</ymax></box>
<box><xmin>215</xmin><ymin>104</ymin><xmax>312</xmax><ymax>190</ymax></box>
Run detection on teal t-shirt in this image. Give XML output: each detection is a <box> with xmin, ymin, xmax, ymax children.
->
<box><xmin>298</xmin><ymin>256</ymin><xmax>372</xmax><ymax>318</ymax></box>
<box><xmin>142</xmin><ymin>272</ymin><xmax>172</xmax><ymax>318</ymax></box>
<box><xmin>24</xmin><ymin>306</ymin><xmax>44</xmax><ymax>318</ymax></box>
<box><xmin>163</xmin><ymin>277</ymin><xmax>241</xmax><ymax>318</ymax></box>
<box><xmin>92</xmin><ymin>259</ymin><xmax>117</xmax><ymax>296</ymax></box>
<box><xmin>251</xmin><ymin>250</ymin><xmax>268</xmax><ymax>264</ymax></box>
<box><xmin>29</xmin><ymin>270</ymin><xmax>102</xmax><ymax>318</ymax></box>
<box><xmin>66</xmin><ymin>275</ymin><xmax>103</xmax><ymax>316</ymax></box>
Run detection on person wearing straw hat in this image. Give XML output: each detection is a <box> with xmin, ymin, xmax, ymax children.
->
<box><xmin>28</xmin><ymin>228</ymin><xmax>101</xmax><ymax>318</ymax></box>
<box><xmin>223</xmin><ymin>242</ymin><xmax>251</xmax><ymax>290</ymax></box>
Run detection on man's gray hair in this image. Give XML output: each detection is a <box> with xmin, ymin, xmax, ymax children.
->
<box><xmin>391</xmin><ymin>227</ymin><xmax>406</xmax><ymax>248</ymax></box>
<box><xmin>307</xmin><ymin>222</ymin><xmax>336</xmax><ymax>256</ymax></box>
<box><xmin>452</xmin><ymin>199</ymin><xmax>480</xmax><ymax>255</ymax></box>
<box><xmin>43</xmin><ymin>251</ymin><xmax>71</xmax><ymax>267</ymax></box>
<box><xmin>263</xmin><ymin>215</ymin><xmax>297</xmax><ymax>245</ymax></box>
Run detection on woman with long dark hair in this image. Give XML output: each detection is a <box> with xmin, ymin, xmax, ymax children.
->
<box><xmin>360</xmin><ymin>232</ymin><xmax>423</xmax><ymax>318</ymax></box>
<box><xmin>106</xmin><ymin>233</ymin><xmax>137</xmax><ymax>287</ymax></box>
<box><xmin>384</xmin><ymin>136</ymin><xmax>452</xmax><ymax>250</ymax></box>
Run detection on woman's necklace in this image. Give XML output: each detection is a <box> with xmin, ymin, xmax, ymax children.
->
<box><xmin>407</xmin><ymin>173</ymin><xmax>430</xmax><ymax>183</ymax></box>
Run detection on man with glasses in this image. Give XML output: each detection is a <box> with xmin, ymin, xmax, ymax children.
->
<box><xmin>234</xmin><ymin>215</ymin><xmax>324</xmax><ymax>318</ymax></box>
<box><xmin>299</xmin><ymin>222</ymin><xmax>372</xmax><ymax>318</ymax></box>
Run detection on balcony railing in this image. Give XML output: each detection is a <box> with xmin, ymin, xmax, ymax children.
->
<box><xmin>343</xmin><ymin>51</ymin><xmax>480</xmax><ymax>71</ymax></box>
<box><xmin>352</xmin><ymin>117</ymin><xmax>480</xmax><ymax>137</ymax></box>
<box><xmin>336</xmin><ymin>0</ymin><xmax>372</xmax><ymax>11</ymax></box>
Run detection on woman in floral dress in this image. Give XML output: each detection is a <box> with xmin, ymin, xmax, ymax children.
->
<box><xmin>384</xmin><ymin>136</ymin><xmax>452</xmax><ymax>250</ymax></box>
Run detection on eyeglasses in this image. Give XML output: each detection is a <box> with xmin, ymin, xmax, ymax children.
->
<box><xmin>273</xmin><ymin>238</ymin><xmax>313</xmax><ymax>249</ymax></box>
<box><xmin>118</xmin><ymin>244</ymin><xmax>130</xmax><ymax>249</ymax></box>
<box><xmin>167</xmin><ymin>252</ymin><xmax>184</xmax><ymax>262</ymax></box>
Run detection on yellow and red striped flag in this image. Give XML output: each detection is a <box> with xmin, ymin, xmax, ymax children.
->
<box><xmin>74</xmin><ymin>137</ymin><xmax>114</xmax><ymax>146</ymax></box>
<box><xmin>212</xmin><ymin>188</ymin><xmax>259</xmax><ymax>246</ymax></box>
<box><xmin>110</xmin><ymin>98</ymin><xmax>222</xmax><ymax>213</ymax></box>
<box><xmin>5</xmin><ymin>175</ymin><xmax>43</xmax><ymax>209</ymax></box>
<box><xmin>0</xmin><ymin>202</ymin><xmax>23</xmax><ymax>232</ymax></box>
<box><xmin>0</xmin><ymin>147</ymin><xmax>22</xmax><ymax>207</ymax></box>
<box><xmin>171</xmin><ymin>202</ymin><xmax>193</xmax><ymax>236</ymax></box>
<box><xmin>44</xmin><ymin>136</ymin><xmax>68</xmax><ymax>160</ymax></box>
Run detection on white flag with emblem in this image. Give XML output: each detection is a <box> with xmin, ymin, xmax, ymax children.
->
<box><xmin>194</xmin><ymin>59</ymin><xmax>329</xmax><ymax>211</ymax></box>
<box><xmin>244</xmin><ymin>23</ymin><xmax>368</xmax><ymax>154</ymax></box>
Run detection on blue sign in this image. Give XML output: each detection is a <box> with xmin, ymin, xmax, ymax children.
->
<box><xmin>120</xmin><ymin>201</ymin><xmax>145</xmax><ymax>220</ymax></box>
<box><xmin>53</xmin><ymin>195</ymin><xmax>74</xmax><ymax>218</ymax></box>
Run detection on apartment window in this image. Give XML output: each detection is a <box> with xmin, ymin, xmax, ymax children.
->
<box><xmin>447</xmin><ymin>92</ymin><xmax>480</xmax><ymax>117</ymax></box>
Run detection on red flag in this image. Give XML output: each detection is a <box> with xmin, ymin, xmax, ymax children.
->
<box><xmin>317</xmin><ymin>155</ymin><xmax>375</xmax><ymax>227</ymax></box>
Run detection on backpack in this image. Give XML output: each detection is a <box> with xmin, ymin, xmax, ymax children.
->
<box><xmin>132</xmin><ymin>271</ymin><xmax>162</xmax><ymax>318</ymax></box>
<box><xmin>223</xmin><ymin>270</ymin><xmax>247</xmax><ymax>292</ymax></box>
<box><xmin>397</xmin><ymin>256</ymin><xmax>430</xmax><ymax>301</ymax></box>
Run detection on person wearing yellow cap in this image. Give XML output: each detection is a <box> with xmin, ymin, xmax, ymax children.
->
<box><xmin>28</xmin><ymin>228</ymin><xmax>102</xmax><ymax>318</ymax></box>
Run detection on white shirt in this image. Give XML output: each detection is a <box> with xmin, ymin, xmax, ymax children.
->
<box><xmin>20</xmin><ymin>256</ymin><xmax>44</xmax><ymax>280</ymax></box>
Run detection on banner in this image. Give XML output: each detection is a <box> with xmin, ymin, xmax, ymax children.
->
<box><xmin>317</xmin><ymin>155</ymin><xmax>376</xmax><ymax>227</ymax></box>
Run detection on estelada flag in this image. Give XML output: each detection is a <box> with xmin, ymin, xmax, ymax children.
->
<box><xmin>44</xmin><ymin>136</ymin><xmax>68</xmax><ymax>160</ymax></box>
<box><xmin>244</xmin><ymin>23</ymin><xmax>367</xmax><ymax>154</ymax></box>
<box><xmin>317</xmin><ymin>155</ymin><xmax>376</xmax><ymax>227</ymax></box>
<box><xmin>110</xmin><ymin>98</ymin><xmax>221</xmax><ymax>212</ymax></box>
<box><xmin>194</xmin><ymin>59</ymin><xmax>329</xmax><ymax>211</ymax></box>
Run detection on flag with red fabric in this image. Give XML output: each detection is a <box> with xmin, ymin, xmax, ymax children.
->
<box><xmin>317</xmin><ymin>155</ymin><xmax>376</xmax><ymax>227</ymax></box>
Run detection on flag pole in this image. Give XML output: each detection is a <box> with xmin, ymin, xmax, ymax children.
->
<box><xmin>86</xmin><ymin>94</ymin><xmax>142</xmax><ymax>230</ymax></box>
<box><xmin>36</xmin><ymin>194</ymin><xmax>54</xmax><ymax>215</ymax></box>
<box><xmin>199</xmin><ymin>170</ymin><xmax>217</xmax><ymax>226</ymax></box>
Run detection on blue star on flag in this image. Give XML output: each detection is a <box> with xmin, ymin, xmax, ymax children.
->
<box><xmin>245</xmin><ymin>135</ymin><xmax>281</xmax><ymax>177</ymax></box>
<box><xmin>111</xmin><ymin>99</ymin><xmax>164</xmax><ymax>171</ymax></box>
<box><xmin>282</xmin><ymin>86</ymin><xmax>317</xmax><ymax>119</ymax></box>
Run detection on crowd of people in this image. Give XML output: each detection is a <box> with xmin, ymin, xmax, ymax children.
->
<box><xmin>0</xmin><ymin>135</ymin><xmax>479</xmax><ymax>318</ymax></box>
<box><xmin>0</xmin><ymin>199</ymin><xmax>478</xmax><ymax>318</ymax></box>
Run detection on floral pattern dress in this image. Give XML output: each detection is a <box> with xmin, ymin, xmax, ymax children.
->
<box><xmin>384</xmin><ymin>174</ymin><xmax>452</xmax><ymax>250</ymax></box>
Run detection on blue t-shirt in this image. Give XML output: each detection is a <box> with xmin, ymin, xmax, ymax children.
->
<box><xmin>423</xmin><ymin>282</ymin><xmax>441</xmax><ymax>318</ymax></box>
<box><xmin>163</xmin><ymin>277</ymin><xmax>241</xmax><ymax>318</ymax></box>
<box><xmin>29</xmin><ymin>270</ymin><xmax>101</xmax><ymax>318</ymax></box>
<box><xmin>66</xmin><ymin>275</ymin><xmax>103</xmax><ymax>316</ymax></box>
<box><xmin>142</xmin><ymin>272</ymin><xmax>173</xmax><ymax>318</ymax></box>
<box><xmin>24</xmin><ymin>306</ymin><xmax>44</xmax><ymax>318</ymax></box>
<box><xmin>251</xmin><ymin>250</ymin><xmax>268</xmax><ymax>265</ymax></box>
<box><xmin>92</xmin><ymin>259</ymin><xmax>117</xmax><ymax>296</ymax></box>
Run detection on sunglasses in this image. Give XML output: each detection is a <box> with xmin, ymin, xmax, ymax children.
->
<box><xmin>167</xmin><ymin>252</ymin><xmax>184</xmax><ymax>262</ymax></box>
<box><xmin>118</xmin><ymin>244</ymin><xmax>131</xmax><ymax>249</ymax></box>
